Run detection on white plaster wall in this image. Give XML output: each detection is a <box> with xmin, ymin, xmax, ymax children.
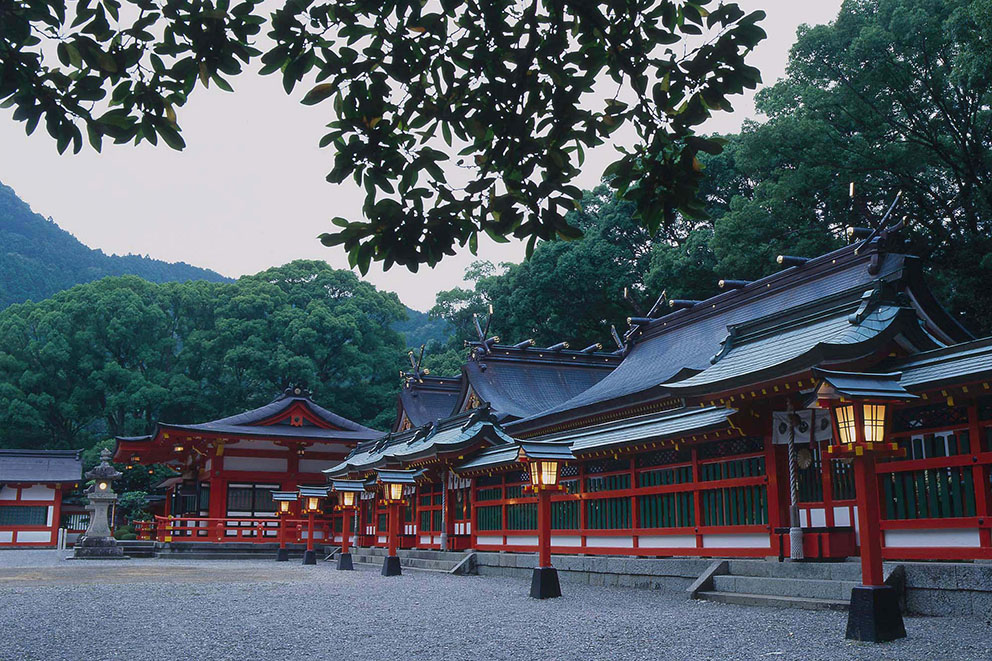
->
<box><xmin>702</xmin><ymin>533</ymin><xmax>771</xmax><ymax>549</ymax></box>
<box><xmin>0</xmin><ymin>487</ymin><xmax>18</xmax><ymax>501</ymax></box>
<box><xmin>476</xmin><ymin>535</ymin><xmax>503</xmax><ymax>546</ymax></box>
<box><xmin>551</xmin><ymin>535</ymin><xmax>582</xmax><ymax>547</ymax></box>
<box><xmin>638</xmin><ymin>534</ymin><xmax>696</xmax><ymax>548</ymax></box>
<box><xmin>586</xmin><ymin>536</ymin><xmax>633</xmax><ymax>548</ymax></box>
<box><xmin>505</xmin><ymin>535</ymin><xmax>538</xmax><ymax>546</ymax></box>
<box><xmin>15</xmin><ymin>531</ymin><xmax>52</xmax><ymax>543</ymax></box>
<box><xmin>19</xmin><ymin>485</ymin><xmax>55</xmax><ymax>501</ymax></box>
<box><xmin>0</xmin><ymin>531</ymin><xmax>13</xmax><ymax>542</ymax></box>
<box><xmin>884</xmin><ymin>528</ymin><xmax>980</xmax><ymax>548</ymax></box>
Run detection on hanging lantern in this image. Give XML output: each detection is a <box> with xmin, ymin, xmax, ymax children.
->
<box><xmin>528</xmin><ymin>459</ymin><xmax>560</xmax><ymax>489</ymax></box>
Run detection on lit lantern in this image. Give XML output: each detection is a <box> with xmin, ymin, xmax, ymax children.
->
<box><xmin>515</xmin><ymin>441</ymin><xmax>575</xmax><ymax>599</ymax></box>
<box><xmin>528</xmin><ymin>459</ymin><xmax>560</xmax><ymax>489</ymax></box>
<box><xmin>385</xmin><ymin>482</ymin><xmax>404</xmax><ymax>503</ymax></box>
<box><xmin>330</xmin><ymin>479</ymin><xmax>367</xmax><ymax>571</ymax></box>
<box><xmin>373</xmin><ymin>469</ymin><xmax>419</xmax><ymax>576</ymax></box>
<box><xmin>813</xmin><ymin>368</ymin><xmax>915</xmax><ymax>642</ymax></box>
<box><xmin>296</xmin><ymin>486</ymin><xmax>329</xmax><ymax>566</ymax></box>
<box><xmin>270</xmin><ymin>490</ymin><xmax>299</xmax><ymax>562</ymax></box>
<box><xmin>172</xmin><ymin>443</ymin><xmax>185</xmax><ymax>453</ymax></box>
<box><xmin>98</xmin><ymin>482</ymin><xmax>108</xmax><ymax>491</ymax></box>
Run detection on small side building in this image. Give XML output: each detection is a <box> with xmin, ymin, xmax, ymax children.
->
<box><xmin>0</xmin><ymin>449</ymin><xmax>83</xmax><ymax>547</ymax></box>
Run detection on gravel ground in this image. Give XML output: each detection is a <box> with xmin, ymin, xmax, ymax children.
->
<box><xmin>0</xmin><ymin>550</ymin><xmax>989</xmax><ymax>661</ymax></box>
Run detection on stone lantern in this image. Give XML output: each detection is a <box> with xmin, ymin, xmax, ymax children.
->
<box><xmin>74</xmin><ymin>448</ymin><xmax>124</xmax><ymax>559</ymax></box>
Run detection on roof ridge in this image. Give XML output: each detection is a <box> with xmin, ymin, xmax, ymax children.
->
<box><xmin>630</xmin><ymin>243</ymin><xmax>879</xmax><ymax>343</ymax></box>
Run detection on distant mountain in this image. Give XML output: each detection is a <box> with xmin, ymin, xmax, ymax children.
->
<box><xmin>0</xmin><ymin>181</ymin><xmax>230</xmax><ymax>308</ymax></box>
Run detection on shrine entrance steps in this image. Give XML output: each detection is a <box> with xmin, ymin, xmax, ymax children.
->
<box><xmin>117</xmin><ymin>540</ymin><xmax>158</xmax><ymax>558</ymax></box>
<box><xmin>693</xmin><ymin>559</ymin><xmax>870</xmax><ymax>611</ymax></box>
<box><xmin>348</xmin><ymin>546</ymin><xmax>474</xmax><ymax>573</ymax></box>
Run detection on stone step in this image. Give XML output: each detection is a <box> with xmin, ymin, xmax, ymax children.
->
<box><xmin>351</xmin><ymin>547</ymin><xmax>465</xmax><ymax>562</ymax></box>
<box><xmin>350</xmin><ymin>558</ymin><xmax>451</xmax><ymax>574</ymax></box>
<box><xmin>157</xmin><ymin>552</ymin><xmax>308</xmax><ymax>561</ymax></box>
<box><xmin>697</xmin><ymin>591</ymin><xmax>850</xmax><ymax>611</ymax></box>
<box><xmin>725</xmin><ymin>559</ymin><xmax>863</xmax><ymax>582</ymax></box>
<box><xmin>349</xmin><ymin>553</ymin><xmax>461</xmax><ymax>572</ymax></box>
<box><xmin>712</xmin><ymin>575</ymin><xmax>859</xmax><ymax>602</ymax></box>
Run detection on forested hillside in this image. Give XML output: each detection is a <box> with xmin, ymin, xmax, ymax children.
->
<box><xmin>0</xmin><ymin>261</ymin><xmax>407</xmax><ymax>450</ymax></box>
<box><xmin>0</xmin><ymin>181</ymin><xmax>229</xmax><ymax>308</ymax></box>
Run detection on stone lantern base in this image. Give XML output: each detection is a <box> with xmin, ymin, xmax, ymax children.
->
<box><xmin>73</xmin><ymin>535</ymin><xmax>124</xmax><ymax>559</ymax></box>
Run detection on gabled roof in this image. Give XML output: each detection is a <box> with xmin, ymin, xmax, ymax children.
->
<box><xmin>160</xmin><ymin>385</ymin><xmax>378</xmax><ymax>437</ymax></box>
<box><xmin>813</xmin><ymin>369</ymin><xmax>917</xmax><ymax>400</ymax></box>
<box><xmin>113</xmin><ymin>387</ymin><xmax>380</xmax><ymax>463</ymax></box>
<box><xmin>457</xmin><ymin>344</ymin><xmax>620</xmax><ymax>422</ymax></box>
<box><xmin>536</xmin><ymin>406</ymin><xmax>737</xmax><ymax>455</ymax></box>
<box><xmin>883</xmin><ymin>337</ymin><xmax>992</xmax><ymax>390</ymax></box>
<box><xmin>510</xmin><ymin>242</ymin><xmax>970</xmax><ymax>433</ymax></box>
<box><xmin>0</xmin><ymin>449</ymin><xmax>82</xmax><ymax>483</ymax></box>
<box><xmin>325</xmin><ymin>405</ymin><xmax>516</xmax><ymax>477</ymax></box>
<box><xmin>394</xmin><ymin>375</ymin><xmax>462</xmax><ymax>430</ymax></box>
<box><xmin>660</xmin><ymin>296</ymin><xmax>932</xmax><ymax>396</ymax></box>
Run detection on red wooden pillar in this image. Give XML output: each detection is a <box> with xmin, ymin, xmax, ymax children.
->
<box><xmin>388</xmin><ymin>501</ymin><xmax>400</xmax><ymax>557</ymax></box>
<box><xmin>208</xmin><ymin>449</ymin><xmax>225</xmax><ymax>519</ymax></box>
<box><xmin>50</xmin><ymin>485</ymin><xmax>63</xmax><ymax>546</ymax></box>
<box><xmin>853</xmin><ymin>451</ymin><xmax>884</xmax><ymax>586</ymax></box>
<box><xmin>967</xmin><ymin>404</ymin><xmax>992</xmax><ymax>549</ymax></box>
<box><xmin>306</xmin><ymin>510</ymin><xmax>316</xmax><ymax>554</ymax></box>
<box><xmin>691</xmin><ymin>446</ymin><xmax>703</xmax><ymax>549</ymax></box>
<box><xmin>341</xmin><ymin>509</ymin><xmax>352</xmax><ymax>554</ymax></box>
<box><xmin>537</xmin><ymin>489</ymin><xmax>552</xmax><ymax>567</ymax></box>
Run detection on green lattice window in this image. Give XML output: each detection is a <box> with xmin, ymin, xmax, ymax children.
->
<box><xmin>700</xmin><ymin>485</ymin><xmax>767</xmax><ymax>526</ymax></box>
<box><xmin>639</xmin><ymin>465</ymin><xmax>692</xmax><ymax>487</ymax></box>
<box><xmin>507</xmin><ymin>503</ymin><xmax>537</xmax><ymax>530</ymax></box>
<box><xmin>551</xmin><ymin>500</ymin><xmax>579</xmax><ymax>530</ymax></box>
<box><xmin>0</xmin><ymin>505</ymin><xmax>47</xmax><ymax>526</ymax></box>
<box><xmin>638</xmin><ymin>492</ymin><xmax>694</xmax><ymax>528</ymax></box>
<box><xmin>476</xmin><ymin>505</ymin><xmax>502</xmax><ymax>531</ymax></box>
<box><xmin>882</xmin><ymin>468</ymin><xmax>976</xmax><ymax>520</ymax></box>
<box><xmin>699</xmin><ymin>456</ymin><xmax>764</xmax><ymax>481</ymax></box>
<box><xmin>585</xmin><ymin>496</ymin><xmax>631</xmax><ymax>530</ymax></box>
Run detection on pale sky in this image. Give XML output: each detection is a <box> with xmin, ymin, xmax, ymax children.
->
<box><xmin>0</xmin><ymin>1</ymin><xmax>842</xmax><ymax>311</ymax></box>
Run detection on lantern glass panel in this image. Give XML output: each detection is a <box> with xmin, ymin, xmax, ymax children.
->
<box><xmin>529</xmin><ymin>460</ymin><xmax>559</xmax><ymax>487</ymax></box>
<box><xmin>863</xmin><ymin>403</ymin><xmax>886</xmax><ymax>444</ymax></box>
<box><xmin>341</xmin><ymin>491</ymin><xmax>355</xmax><ymax>507</ymax></box>
<box><xmin>835</xmin><ymin>404</ymin><xmax>857</xmax><ymax>445</ymax></box>
<box><xmin>279</xmin><ymin>501</ymin><xmax>290</xmax><ymax>513</ymax></box>
<box><xmin>307</xmin><ymin>497</ymin><xmax>319</xmax><ymax>511</ymax></box>
<box><xmin>387</xmin><ymin>483</ymin><xmax>403</xmax><ymax>501</ymax></box>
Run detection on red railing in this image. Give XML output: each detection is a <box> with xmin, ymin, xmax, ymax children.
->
<box><xmin>151</xmin><ymin>516</ymin><xmax>332</xmax><ymax>544</ymax></box>
<box><xmin>133</xmin><ymin>520</ymin><xmax>155</xmax><ymax>540</ymax></box>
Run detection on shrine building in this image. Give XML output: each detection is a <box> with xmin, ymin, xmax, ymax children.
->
<box><xmin>114</xmin><ymin>386</ymin><xmax>380</xmax><ymax>526</ymax></box>
<box><xmin>327</xmin><ymin>233</ymin><xmax>992</xmax><ymax>563</ymax></box>
<box><xmin>0</xmin><ymin>449</ymin><xmax>82</xmax><ymax>547</ymax></box>
<box><xmin>116</xmin><ymin>230</ymin><xmax>992</xmax><ymax>565</ymax></box>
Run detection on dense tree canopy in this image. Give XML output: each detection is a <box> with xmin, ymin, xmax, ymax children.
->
<box><xmin>431</xmin><ymin>0</ymin><xmax>992</xmax><ymax>345</ymax></box>
<box><xmin>2</xmin><ymin>0</ymin><xmax>764</xmax><ymax>271</ymax></box>
<box><xmin>0</xmin><ymin>260</ymin><xmax>407</xmax><ymax>450</ymax></box>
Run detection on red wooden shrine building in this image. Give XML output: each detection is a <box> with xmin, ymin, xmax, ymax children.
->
<box><xmin>119</xmin><ymin>233</ymin><xmax>992</xmax><ymax>564</ymax></box>
<box><xmin>0</xmin><ymin>450</ymin><xmax>83</xmax><ymax>547</ymax></box>
<box><xmin>113</xmin><ymin>385</ymin><xmax>379</xmax><ymax>541</ymax></box>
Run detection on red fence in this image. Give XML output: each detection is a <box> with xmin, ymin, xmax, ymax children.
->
<box><xmin>149</xmin><ymin>516</ymin><xmax>331</xmax><ymax>544</ymax></box>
